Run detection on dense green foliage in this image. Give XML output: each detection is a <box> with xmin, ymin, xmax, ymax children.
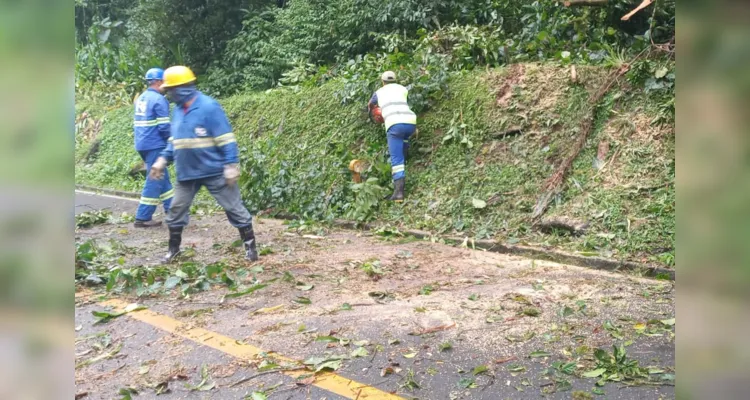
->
<box><xmin>75</xmin><ymin>0</ymin><xmax>675</xmax><ymax>99</ymax></box>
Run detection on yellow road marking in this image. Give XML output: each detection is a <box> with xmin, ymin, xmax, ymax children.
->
<box><xmin>100</xmin><ymin>298</ymin><xmax>403</xmax><ymax>400</ymax></box>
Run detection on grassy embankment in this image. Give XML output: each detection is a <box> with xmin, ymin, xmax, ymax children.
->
<box><xmin>75</xmin><ymin>63</ymin><xmax>674</xmax><ymax>266</ymax></box>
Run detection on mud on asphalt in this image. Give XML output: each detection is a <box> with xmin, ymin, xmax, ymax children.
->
<box><xmin>75</xmin><ymin>207</ymin><xmax>675</xmax><ymax>399</ymax></box>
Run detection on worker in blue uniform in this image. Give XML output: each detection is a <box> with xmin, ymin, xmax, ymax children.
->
<box><xmin>133</xmin><ymin>67</ymin><xmax>173</xmax><ymax>227</ymax></box>
<box><xmin>149</xmin><ymin>66</ymin><xmax>259</xmax><ymax>263</ymax></box>
<box><xmin>367</xmin><ymin>71</ymin><xmax>417</xmax><ymax>202</ymax></box>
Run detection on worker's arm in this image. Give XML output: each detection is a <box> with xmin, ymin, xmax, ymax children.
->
<box><xmin>208</xmin><ymin>103</ymin><xmax>239</xmax><ymax>165</ymax></box>
<box><xmin>159</xmin><ymin>137</ymin><xmax>174</xmax><ymax>163</ymax></box>
<box><xmin>154</xmin><ymin>97</ymin><xmax>171</xmax><ymax>141</ymax></box>
<box><xmin>367</xmin><ymin>93</ymin><xmax>378</xmax><ymax>110</ymax></box>
<box><xmin>207</xmin><ymin>103</ymin><xmax>241</xmax><ymax>185</ymax></box>
<box><xmin>150</xmin><ymin>137</ymin><xmax>172</xmax><ymax>180</ymax></box>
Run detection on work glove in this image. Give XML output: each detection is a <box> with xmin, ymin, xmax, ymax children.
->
<box><xmin>224</xmin><ymin>163</ymin><xmax>241</xmax><ymax>186</ymax></box>
<box><xmin>149</xmin><ymin>157</ymin><xmax>168</xmax><ymax>180</ymax></box>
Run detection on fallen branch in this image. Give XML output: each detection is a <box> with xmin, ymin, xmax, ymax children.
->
<box><xmin>531</xmin><ymin>48</ymin><xmax>649</xmax><ymax>220</ymax></box>
<box><xmin>621</xmin><ymin>0</ymin><xmax>653</xmax><ymax>21</ymax></box>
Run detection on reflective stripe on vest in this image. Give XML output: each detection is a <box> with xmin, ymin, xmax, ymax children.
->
<box><xmin>376</xmin><ymin>84</ymin><xmax>416</xmax><ymax>130</ymax></box>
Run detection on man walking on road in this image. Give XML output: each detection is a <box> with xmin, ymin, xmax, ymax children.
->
<box><xmin>368</xmin><ymin>71</ymin><xmax>417</xmax><ymax>202</ymax></box>
<box><xmin>149</xmin><ymin>66</ymin><xmax>259</xmax><ymax>263</ymax></box>
<box><xmin>133</xmin><ymin>67</ymin><xmax>174</xmax><ymax>227</ymax></box>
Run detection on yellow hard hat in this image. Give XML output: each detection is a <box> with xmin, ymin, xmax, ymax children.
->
<box><xmin>161</xmin><ymin>66</ymin><xmax>197</xmax><ymax>89</ymax></box>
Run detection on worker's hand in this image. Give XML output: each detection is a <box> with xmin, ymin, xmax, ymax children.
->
<box><xmin>224</xmin><ymin>163</ymin><xmax>241</xmax><ymax>186</ymax></box>
<box><xmin>149</xmin><ymin>157</ymin><xmax>168</xmax><ymax>180</ymax></box>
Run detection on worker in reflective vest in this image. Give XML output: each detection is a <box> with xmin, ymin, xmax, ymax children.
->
<box><xmin>133</xmin><ymin>68</ymin><xmax>173</xmax><ymax>227</ymax></box>
<box><xmin>368</xmin><ymin>71</ymin><xmax>417</xmax><ymax>202</ymax></box>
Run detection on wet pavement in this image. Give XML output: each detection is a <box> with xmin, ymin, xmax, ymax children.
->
<box><xmin>75</xmin><ymin>191</ymin><xmax>675</xmax><ymax>400</ymax></box>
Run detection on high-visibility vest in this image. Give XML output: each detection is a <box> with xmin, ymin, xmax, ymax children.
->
<box><xmin>376</xmin><ymin>84</ymin><xmax>417</xmax><ymax>130</ymax></box>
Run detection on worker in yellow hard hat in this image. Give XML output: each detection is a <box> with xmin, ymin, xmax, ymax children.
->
<box><xmin>149</xmin><ymin>66</ymin><xmax>260</xmax><ymax>263</ymax></box>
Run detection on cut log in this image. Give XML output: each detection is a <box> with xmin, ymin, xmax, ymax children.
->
<box><xmin>564</xmin><ymin>0</ymin><xmax>608</xmax><ymax>6</ymax></box>
<box><xmin>535</xmin><ymin>217</ymin><xmax>589</xmax><ymax>236</ymax></box>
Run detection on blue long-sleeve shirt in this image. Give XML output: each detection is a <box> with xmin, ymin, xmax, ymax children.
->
<box><xmin>160</xmin><ymin>92</ymin><xmax>239</xmax><ymax>182</ymax></box>
<box><xmin>134</xmin><ymin>87</ymin><xmax>170</xmax><ymax>151</ymax></box>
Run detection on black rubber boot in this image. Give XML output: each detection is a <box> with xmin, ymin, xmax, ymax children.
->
<box><xmin>239</xmin><ymin>224</ymin><xmax>259</xmax><ymax>262</ymax></box>
<box><xmin>388</xmin><ymin>178</ymin><xmax>405</xmax><ymax>202</ymax></box>
<box><xmin>134</xmin><ymin>219</ymin><xmax>162</xmax><ymax>228</ymax></box>
<box><xmin>164</xmin><ymin>226</ymin><xmax>183</xmax><ymax>263</ymax></box>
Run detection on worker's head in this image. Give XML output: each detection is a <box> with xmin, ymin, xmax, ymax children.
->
<box><xmin>144</xmin><ymin>68</ymin><xmax>164</xmax><ymax>92</ymax></box>
<box><xmin>161</xmin><ymin>66</ymin><xmax>198</xmax><ymax>106</ymax></box>
<box><xmin>381</xmin><ymin>70</ymin><xmax>397</xmax><ymax>85</ymax></box>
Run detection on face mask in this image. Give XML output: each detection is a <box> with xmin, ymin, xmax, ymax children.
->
<box><xmin>167</xmin><ymin>85</ymin><xmax>197</xmax><ymax>105</ymax></box>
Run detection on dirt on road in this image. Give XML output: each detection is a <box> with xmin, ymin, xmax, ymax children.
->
<box><xmin>75</xmin><ymin>203</ymin><xmax>675</xmax><ymax>400</ymax></box>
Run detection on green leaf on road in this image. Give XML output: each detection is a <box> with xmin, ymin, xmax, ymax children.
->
<box><xmin>529</xmin><ymin>350</ymin><xmax>551</xmax><ymax>358</ymax></box>
<box><xmin>118</xmin><ymin>387</ymin><xmax>138</xmax><ymax>400</ymax></box>
<box><xmin>660</xmin><ymin>318</ymin><xmax>675</xmax><ymax>326</ymax></box>
<box><xmin>341</xmin><ymin>303</ymin><xmax>352</xmax><ymax>310</ymax></box>
<box><xmin>468</xmin><ymin>294</ymin><xmax>479</xmax><ymax>301</ymax></box>
<box><xmin>419</xmin><ymin>285</ymin><xmax>434</xmax><ymax>295</ymax></box>
<box><xmin>351</xmin><ymin>347</ymin><xmax>369</xmax><ymax>358</ymax></box>
<box><xmin>250</xmin><ymin>392</ymin><xmax>267</xmax><ymax>400</ymax></box>
<box><xmin>296</xmin><ymin>283</ymin><xmax>314</xmax><ymax>291</ymax></box>
<box><xmin>315</xmin><ymin>359</ymin><xmax>342</xmax><ymax>372</ymax></box>
<box><xmin>582</xmin><ymin>368</ymin><xmax>606</xmax><ymax>378</ymax></box>
<box><xmin>506</xmin><ymin>331</ymin><xmax>535</xmax><ymax>343</ymax></box>
<box><xmin>294</xmin><ymin>296</ymin><xmax>312</xmax><ymax>304</ymax></box>
<box><xmin>315</xmin><ymin>336</ymin><xmax>340</xmax><ymax>343</ymax></box>
<box><xmin>164</xmin><ymin>276</ymin><xmax>182</xmax><ymax>289</ymax></box>
<box><xmin>223</xmin><ymin>284</ymin><xmax>268</xmax><ymax>299</ymax></box>
<box><xmin>92</xmin><ymin>303</ymin><xmax>146</xmax><ymax>324</ymax></box>
<box><xmin>472</xmin><ymin>365</ymin><xmax>488</xmax><ymax>375</ymax></box>
<box><xmin>439</xmin><ymin>342</ymin><xmax>453</xmax><ymax>352</ymax></box>
<box><xmin>458</xmin><ymin>377</ymin><xmax>477</xmax><ymax>389</ymax></box>
<box><xmin>559</xmin><ymin>306</ymin><xmax>574</xmax><ymax>318</ymax></box>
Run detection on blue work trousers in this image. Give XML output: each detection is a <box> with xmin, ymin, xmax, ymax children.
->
<box><xmin>386</xmin><ymin>123</ymin><xmax>416</xmax><ymax>181</ymax></box>
<box><xmin>135</xmin><ymin>148</ymin><xmax>173</xmax><ymax>221</ymax></box>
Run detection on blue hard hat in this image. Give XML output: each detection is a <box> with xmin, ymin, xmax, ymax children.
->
<box><xmin>144</xmin><ymin>68</ymin><xmax>164</xmax><ymax>81</ymax></box>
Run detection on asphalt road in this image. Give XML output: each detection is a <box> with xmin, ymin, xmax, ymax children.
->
<box><xmin>75</xmin><ymin>191</ymin><xmax>675</xmax><ymax>400</ymax></box>
<box><xmin>75</xmin><ymin>190</ymin><xmax>140</xmax><ymax>216</ymax></box>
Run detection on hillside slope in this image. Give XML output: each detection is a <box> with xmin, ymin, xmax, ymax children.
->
<box><xmin>75</xmin><ymin>63</ymin><xmax>674</xmax><ymax>267</ymax></box>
